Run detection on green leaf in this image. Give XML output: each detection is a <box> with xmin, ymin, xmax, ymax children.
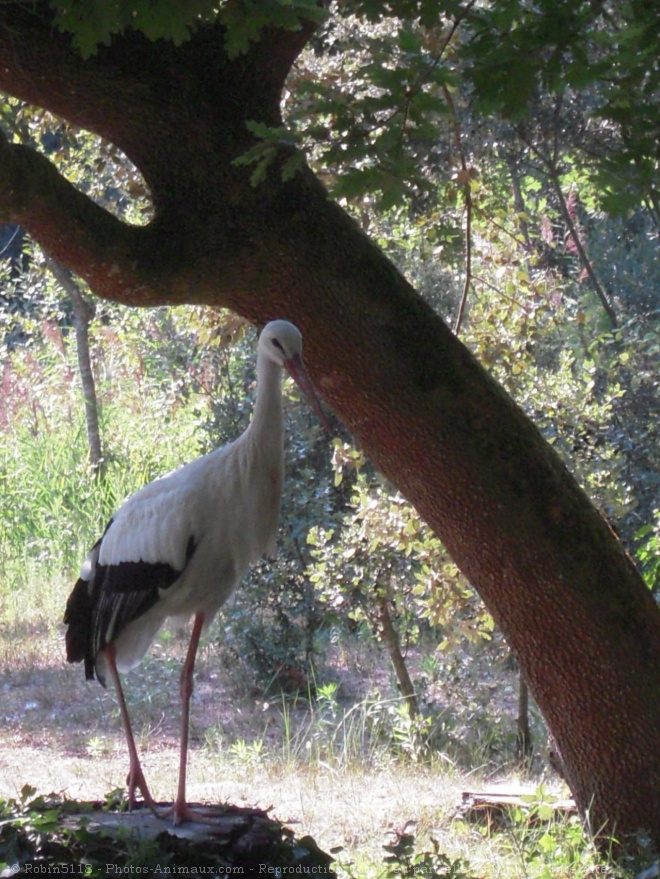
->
<box><xmin>50</xmin><ymin>0</ymin><xmax>218</xmax><ymax>58</ymax></box>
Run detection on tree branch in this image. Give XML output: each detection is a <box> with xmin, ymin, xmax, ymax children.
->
<box><xmin>516</xmin><ymin>125</ymin><xmax>618</xmax><ymax>329</ymax></box>
<box><xmin>550</xmin><ymin>173</ymin><xmax>618</xmax><ymax>329</ymax></box>
<box><xmin>442</xmin><ymin>84</ymin><xmax>473</xmax><ymax>336</ymax></box>
<box><xmin>0</xmin><ymin>129</ymin><xmax>171</xmax><ymax>304</ymax></box>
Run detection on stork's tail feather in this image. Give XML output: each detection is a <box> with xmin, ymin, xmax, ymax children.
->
<box><xmin>64</xmin><ymin>577</ymin><xmax>96</xmax><ymax>681</ymax></box>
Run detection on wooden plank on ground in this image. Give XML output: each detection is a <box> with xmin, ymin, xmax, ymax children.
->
<box><xmin>459</xmin><ymin>788</ymin><xmax>576</xmax><ymax>825</ymax></box>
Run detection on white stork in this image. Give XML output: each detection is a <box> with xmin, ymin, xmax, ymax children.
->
<box><xmin>64</xmin><ymin>319</ymin><xmax>328</xmax><ymax>825</ymax></box>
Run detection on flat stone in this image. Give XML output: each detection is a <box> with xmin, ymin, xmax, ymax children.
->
<box><xmin>60</xmin><ymin>801</ymin><xmax>279</xmax><ymax>843</ymax></box>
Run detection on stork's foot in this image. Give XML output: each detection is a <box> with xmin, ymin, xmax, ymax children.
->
<box><xmin>126</xmin><ymin>766</ymin><xmax>159</xmax><ymax>816</ymax></box>
<box><xmin>157</xmin><ymin>800</ymin><xmax>225</xmax><ymax>826</ymax></box>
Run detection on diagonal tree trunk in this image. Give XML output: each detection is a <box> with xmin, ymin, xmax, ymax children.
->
<box><xmin>0</xmin><ymin>3</ymin><xmax>659</xmax><ymax>844</ymax></box>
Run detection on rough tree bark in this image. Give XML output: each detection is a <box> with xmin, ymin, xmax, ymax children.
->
<box><xmin>0</xmin><ymin>4</ymin><xmax>659</xmax><ymax>843</ymax></box>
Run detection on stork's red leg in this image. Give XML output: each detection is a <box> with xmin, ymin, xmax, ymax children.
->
<box><xmin>157</xmin><ymin>614</ymin><xmax>220</xmax><ymax>825</ymax></box>
<box><xmin>170</xmin><ymin>612</ymin><xmax>205</xmax><ymax>825</ymax></box>
<box><xmin>104</xmin><ymin>644</ymin><xmax>158</xmax><ymax>814</ymax></box>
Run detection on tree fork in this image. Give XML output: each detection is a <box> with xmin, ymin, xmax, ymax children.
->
<box><xmin>0</xmin><ymin>3</ymin><xmax>659</xmax><ymax>844</ymax></box>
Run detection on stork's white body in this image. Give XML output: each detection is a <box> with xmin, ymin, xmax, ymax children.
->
<box><xmin>64</xmin><ymin>320</ymin><xmax>326</xmax><ymax>825</ymax></box>
<box><xmin>92</xmin><ymin>351</ymin><xmax>285</xmax><ymax>681</ymax></box>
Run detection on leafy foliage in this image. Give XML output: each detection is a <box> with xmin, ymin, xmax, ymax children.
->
<box><xmin>382</xmin><ymin>826</ymin><xmax>476</xmax><ymax>878</ymax></box>
<box><xmin>280</xmin><ymin>1</ymin><xmax>660</xmax><ymax>218</ymax></box>
<box><xmin>49</xmin><ymin>0</ymin><xmax>327</xmax><ymax>59</ymax></box>
<box><xmin>50</xmin><ymin>0</ymin><xmax>216</xmax><ymax>56</ymax></box>
<box><xmin>307</xmin><ymin>447</ymin><xmax>491</xmax><ymax>650</ymax></box>
<box><xmin>636</xmin><ymin>513</ymin><xmax>660</xmax><ymax>592</ymax></box>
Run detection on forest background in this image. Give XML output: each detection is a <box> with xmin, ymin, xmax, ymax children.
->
<box><xmin>0</xmin><ymin>1</ymin><xmax>659</xmax><ymax>877</ymax></box>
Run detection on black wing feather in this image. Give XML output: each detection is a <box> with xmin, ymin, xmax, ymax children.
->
<box><xmin>64</xmin><ymin>529</ymin><xmax>197</xmax><ymax>685</ymax></box>
<box><xmin>64</xmin><ymin>575</ymin><xmax>96</xmax><ymax>680</ymax></box>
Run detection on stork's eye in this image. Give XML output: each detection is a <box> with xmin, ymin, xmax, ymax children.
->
<box><xmin>271</xmin><ymin>338</ymin><xmax>285</xmax><ymax>354</ymax></box>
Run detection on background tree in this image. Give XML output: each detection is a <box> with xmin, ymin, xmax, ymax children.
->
<box><xmin>45</xmin><ymin>258</ymin><xmax>104</xmax><ymax>474</ymax></box>
<box><xmin>0</xmin><ymin>0</ymin><xmax>659</xmax><ymax>845</ymax></box>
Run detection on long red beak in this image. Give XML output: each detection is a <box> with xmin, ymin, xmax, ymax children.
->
<box><xmin>284</xmin><ymin>354</ymin><xmax>331</xmax><ymax>433</ymax></box>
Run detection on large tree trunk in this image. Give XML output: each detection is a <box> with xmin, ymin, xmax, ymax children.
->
<box><xmin>0</xmin><ymin>3</ymin><xmax>659</xmax><ymax>843</ymax></box>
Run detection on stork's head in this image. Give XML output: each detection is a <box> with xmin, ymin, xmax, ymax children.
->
<box><xmin>259</xmin><ymin>320</ymin><xmax>329</xmax><ymax>431</ymax></box>
<box><xmin>259</xmin><ymin>320</ymin><xmax>303</xmax><ymax>367</ymax></box>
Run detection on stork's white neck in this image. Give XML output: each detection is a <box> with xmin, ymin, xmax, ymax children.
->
<box><xmin>245</xmin><ymin>354</ymin><xmax>285</xmax><ymax>449</ymax></box>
